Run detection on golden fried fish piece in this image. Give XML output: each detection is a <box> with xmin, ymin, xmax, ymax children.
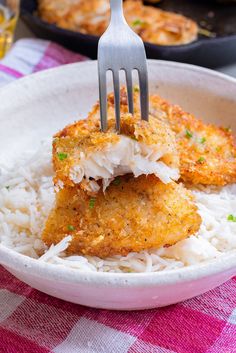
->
<box><xmin>150</xmin><ymin>95</ymin><xmax>236</xmax><ymax>186</ymax></box>
<box><xmin>53</xmin><ymin>113</ymin><xmax>179</xmax><ymax>194</ymax></box>
<box><xmin>38</xmin><ymin>0</ymin><xmax>109</xmax><ymax>35</ymax></box>
<box><xmin>123</xmin><ymin>0</ymin><xmax>198</xmax><ymax>46</ymax></box>
<box><xmin>89</xmin><ymin>88</ymin><xmax>236</xmax><ymax>186</ymax></box>
<box><xmin>42</xmin><ymin>175</ymin><xmax>201</xmax><ymax>258</ymax></box>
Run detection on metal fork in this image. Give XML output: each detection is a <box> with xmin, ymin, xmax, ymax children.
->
<box><xmin>98</xmin><ymin>0</ymin><xmax>149</xmax><ymax>132</ymax></box>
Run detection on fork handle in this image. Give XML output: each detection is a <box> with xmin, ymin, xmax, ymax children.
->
<box><xmin>110</xmin><ymin>0</ymin><xmax>126</xmax><ymax>25</ymax></box>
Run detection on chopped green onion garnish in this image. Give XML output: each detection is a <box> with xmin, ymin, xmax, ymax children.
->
<box><xmin>224</xmin><ymin>126</ymin><xmax>231</xmax><ymax>132</ymax></box>
<box><xmin>132</xmin><ymin>19</ymin><xmax>143</xmax><ymax>26</ymax></box>
<box><xmin>89</xmin><ymin>197</ymin><xmax>96</xmax><ymax>209</ymax></box>
<box><xmin>113</xmin><ymin>177</ymin><xmax>121</xmax><ymax>186</ymax></box>
<box><xmin>185</xmin><ymin>129</ymin><xmax>193</xmax><ymax>139</ymax></box>
<box><xmin>57</xmin><ymin>152</ymin><xmax>68</xmax><ymax>161</ymax></box>
<box><xmin>197</xmin><ymin>156</ymin><xmax>205</xmax><ymax>164</ymax></box>
<box><xmin>200</xmin><ymin>137</ymin><xmax>206</xmax><ymax>144</ymax></box>
<box><xmin>5</xmin><ymin>186</ymin><xmax>10</xmax><ymax>190</ymax></box>
<box><xmin>227</xmin><ymin>214</ymin><xmax>236</xmax><ymax>222</ymax></box>
<box><xmin>67</xmin><ymin>225</ymin><xmax>75</xmax><ymax>231</ymax></box>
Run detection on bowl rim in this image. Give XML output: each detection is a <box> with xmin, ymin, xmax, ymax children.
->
<box><xmin>0</xmin><ymin>59</ymin><xmax>236</xmax><ymax>288</ymax></box>
<box><xmin>1</xmin><ymin>244</ymin><xmax>236</xmax><ymax>287</ymax></box>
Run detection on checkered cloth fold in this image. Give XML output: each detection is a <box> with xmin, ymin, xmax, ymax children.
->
<box><xmin>0</xmin><ymin>39</ymin><xmax>236</xmax><ymax>353</ymax></box>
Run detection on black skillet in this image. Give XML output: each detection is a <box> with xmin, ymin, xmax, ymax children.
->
<box><xmin>20</xmin><ymin>0</ymin><xmax>236</xmax><ymax>68</ymax></box>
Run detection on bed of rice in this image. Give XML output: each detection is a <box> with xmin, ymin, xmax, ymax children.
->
<box><xmin>0</xmin><ymin>141</ymin><xmax>236</xmax><ymax>273</ymax></box>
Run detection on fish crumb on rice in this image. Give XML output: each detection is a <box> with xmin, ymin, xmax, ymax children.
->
<box><xmin>0</xmin><ymin>141</ymin><xmax>236</xmax><ymax>273</ymax></box>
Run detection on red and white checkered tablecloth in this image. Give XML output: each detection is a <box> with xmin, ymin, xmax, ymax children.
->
<box><xmin>0</xmin><ymin>39</ymin><xmax>236</xmax><ymax>353</ymax></box>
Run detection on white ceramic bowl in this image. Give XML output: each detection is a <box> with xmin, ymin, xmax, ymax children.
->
<box><xmin>0</xmin><ymin>60</ymin><xmax>236</xmax><ymax>310</ymax></box>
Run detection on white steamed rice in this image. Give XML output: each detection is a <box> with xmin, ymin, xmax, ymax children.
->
<box><xmin>0</xmin><ymin>141</ymin><xmax>236</xmax><ymax>273</ymax></box>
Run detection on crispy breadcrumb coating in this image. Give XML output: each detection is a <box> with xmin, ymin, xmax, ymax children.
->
<box><xmin>42</xmin><ymin>175</ymin><xmax>201</xmax><ymax>258</ymax></box>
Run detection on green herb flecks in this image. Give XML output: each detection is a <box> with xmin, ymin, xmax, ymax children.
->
<box><xmin>57</xmin><ymin>152</ymin><xmax>68</xmax><ymax>161</ymax></box>
<box><xmin>185</xmin><ymin>129</ymin><xmax>193</xmax><ymax>139</ymax></box>
<box><xmin>113</xmin><ymin>177</ymin><xmax>121</xmax><ymax>186</ymax></box>
<box><xmin>132</xmin><ymin>19</ymin><xmax>145</xmax><ymax>27</ymax></box>
<box><xmin>67</xmin><ymin>225</ymin><xmax>75</xmax><ymax>231</ymax></box>
<box><xmin>126</xmin><ymin>269</ymin><xmax>133</xmax><ymax>273</ymax></box>
<box><xmin>197</xmin><ymin>156</ymin><xmax>205</xmax><ymax>164</ymax></box>
<box><xmin>227</xmin><ymin>214</ymin><xmax>236</xmax><ymax>222</ymax></box>
<box><xmin>133</xmin><ymin>85</ymin><xmax>139</xmax><ymax>92</ymax></box>
<box><xmin>89</xmin><ymin>197</ymin><xmax>96</xmax><ymax>209</ymax></box>
<box><xmin>5</xmin><ymin>186</ymin><xmax>10</xmax><ymax>190</ymax></box>
<box><xmin>200</xmin><ymin>137</ymin><xmax>206</xmax><ymax>144</ymax></box>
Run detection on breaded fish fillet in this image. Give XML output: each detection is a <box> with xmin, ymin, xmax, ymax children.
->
<box><xmin>38</xmin><ymin>0</ymin><xmax>109</xmax><ymax>36</ymax></box>
<box><xmin>42</xmin><ymin>175</ymin><xmax>201</xmax><ymax>258</ymax></box>
<box><xmin>124</xmin><ymin>0</ymin><xmax>198</xmax><ymax>46</ymax></box>
<box><xmin>89</xmin><ymin>89</ymin><xmax>236</xmax><ymax>186</ymax></box>
<box><xmin>150</xmin><ymin>95</ymin><xmax>236</xmax><ymax>186</ymax></box>
<box><xmin>38</xmin><ymin>0</ymin><xmax>198</xmax><ymax>46</ymax></box>
<box><xmin>53</xmin><ymin>113</ymin><xmax>179</xmax><ymax>193</ymax></box>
